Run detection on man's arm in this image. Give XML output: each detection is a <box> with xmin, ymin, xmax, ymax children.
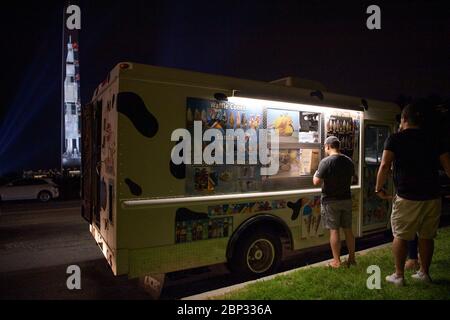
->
<box><xmin>313</xmin><ymin>160</ymin><xmax>326</xmax><ymax>186</ymax></box>
<box><xmin>313</xmin><ymin>176</ymin><xmax>322</xmax><ymax>186</ymax></box>
<box><xmin>375</xmin><ymin>150</ymin><xmax>395</xmax><ymax>199</ymax></box>
<box><xmin>440</xmin><ymin>152</ymin><xmax>450</xmax><ymax>178</ymax></box>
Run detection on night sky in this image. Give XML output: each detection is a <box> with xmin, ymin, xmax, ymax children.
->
<box><xmin>0</xmin><ymin>0</ymin><xmax>449</xmax><ymax>175</ymax></box>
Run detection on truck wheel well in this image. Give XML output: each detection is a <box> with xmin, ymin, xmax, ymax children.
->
<box><xmin>226</xmin><ymin>214</ymin><xmax>293</xmax><ymax>261</ymax></box>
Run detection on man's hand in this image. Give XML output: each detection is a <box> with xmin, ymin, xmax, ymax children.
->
<box><xmin>313</xmin><ymin>176</ymin><xmax>322</xmax><ymax>186</ymax></box>
<box><xmin>376</xmin><ymin>189</ymin><xmax>392</xmax><ymax>200</ymax></box>
<box><xmin>375</xmin><ymin>150</ymin><xmax>394</xmax><ymax>199</ymax></box>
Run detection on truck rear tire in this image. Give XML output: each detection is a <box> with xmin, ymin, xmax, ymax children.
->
<box><xmin>229</xmin><ymin>228</ymin><xmax>282</xmax><ymax>277</ymax></box>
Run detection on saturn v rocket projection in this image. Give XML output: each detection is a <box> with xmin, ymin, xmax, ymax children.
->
<box><xmin>61</xmin><ymin>5</ymin><xmax>81</xmax><ymax>168</ymax></box>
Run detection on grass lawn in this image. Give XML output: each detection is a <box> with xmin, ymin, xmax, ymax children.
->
<box><xmin>220</xmin><ymin>226</ymin><xmax>450</xmax><ymax>300</ymax></box>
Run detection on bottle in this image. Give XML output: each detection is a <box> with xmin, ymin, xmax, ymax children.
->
<box><xmin>236</xmin><ymin>111</ymin><xmax>241</xmax><ymax>128</ymax></box>
<box><xmin>194</xmin><ymin>109</ymin><xmax>201</xmax><ymax>121</ymax></box>
<box><xmin>201</xmin><ymin>110</ymin><xmax>207</xmax><ymax>123</ymax></box>
<box><xmin>229</xmin><ymin>112</ymin><xmax>235</xmax><ymax>128</ymax></box>
<box><xmin>187</xmin><ymin>108</ymin><xmax>193</xmax><ymax>127</ymax></box>
<box><xmin>241</xmin><ymin>113</ymin><xmax>247</xmax><ymax>129</ymax></box>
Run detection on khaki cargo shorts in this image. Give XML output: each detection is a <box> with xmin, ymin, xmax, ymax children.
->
<box><xmin>391</xmin><ymin>195</ymin><xmax>441</xmax><ymax>241</ymax></box>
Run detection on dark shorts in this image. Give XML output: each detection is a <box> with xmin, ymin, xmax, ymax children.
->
<box><xmin>321</xmin><ymin>199</ymin><xmax>352</xmax><ymax>229</ymax></box>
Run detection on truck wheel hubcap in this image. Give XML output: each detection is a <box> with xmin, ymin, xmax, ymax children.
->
<box><xmin>246</xmin><ymin>239</ymin><xmax>275</xmax><ymax>274</ymax></box>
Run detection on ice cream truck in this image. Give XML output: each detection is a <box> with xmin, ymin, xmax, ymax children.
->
<box><xmin>81</xmin><ymin>62</ymin><xmax>399</xmax><ymax>292</ymax></box>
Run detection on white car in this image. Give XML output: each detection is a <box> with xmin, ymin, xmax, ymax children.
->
<box><xmin>0</xmin><ymin>178</ymin><xmax>59</xmax><ymax>202</ymax></box>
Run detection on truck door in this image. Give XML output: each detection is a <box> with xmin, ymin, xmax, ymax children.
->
<box><xmin>362</xmin><ymin>123</ymin><xmax>393</xmax><ymax>233</ymax></box>
<box><xmin>92</xmin><ymin>100</ymin><xmax>102</xmax><ymax>228</ymax></box>
<box><xmin>81</xmin><ymin>100</ymin><xmax>102</xmax><ymax>227</ymax></box>
<box><xmin>81</xmin><ymin>102</ymin><xmax>94</xmax><ymax>223</ymax></box>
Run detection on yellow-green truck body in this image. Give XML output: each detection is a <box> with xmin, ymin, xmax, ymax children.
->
<box><xmin>81</xmin><ymin>62</ymin><xmax>398</xmax><ymax>278</ymax></box>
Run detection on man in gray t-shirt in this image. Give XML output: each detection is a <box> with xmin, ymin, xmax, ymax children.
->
<box><xmin>313</xmin><ymin>136</ymin><xmax>355</xmax><ymax>268</ymax></box>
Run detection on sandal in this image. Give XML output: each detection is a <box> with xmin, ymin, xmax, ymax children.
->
<box><xmin>344</xmin><ymin>259</ymin><xmax>357</xmax><ymax>267</ymax></box>
<box><xmin>327</xmin><ymin>261</ymin><xmax>341</xmax><ymax>268</ymax></box>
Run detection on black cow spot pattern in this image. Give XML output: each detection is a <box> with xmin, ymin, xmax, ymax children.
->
<box><xmin>125</xmin><ymin>178</ymin><xmax>143</xmax><ymax>196</ymax></box>
<box><xmin>170</xmin><ymin>160</ymin><xmax>186</xmax><ymax>179</ymax></box>
<box><xmin>175</xmin><ymin>208</ymin><xmax>209</xmax><ymax>222</ymax></box>
<box><xmin>117</xmin><ymin>92</ymin><xmax>159</xmax><ymax>138</ymax></box>
<box><xmin>287</xmin><ymin>199</ymin><xmax>303</xmax><ymax>221</ymax></box>
<box><xmin>361</xmin><ymin>99</ymin><xmax>369</xmax><ymax>110</ymax></box>
<box><xmin>170</xmin><ymin>138</ymin><xmax>186</xmax><ymax>179</ymax></box>
<box><xmin>310</xmin><ymin>90</ymin><xmax>324</xmax><ymax>101</ymax></box>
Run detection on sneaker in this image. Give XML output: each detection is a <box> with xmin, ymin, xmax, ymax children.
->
<box><xmin>411</xmin><ymin>271</ymin><xmax>432</xmax><ymax>283</ymax></box>
<box><xmin>385</xmin><ymin>273</ymin><xmax>405</xmax><ymax>286</ymax></box>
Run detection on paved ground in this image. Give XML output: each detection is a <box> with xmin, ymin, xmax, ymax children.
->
<box><xmin>0</xmin><ymin>200</ymin><xmax>150</xmax><ymax>299</ymax></box>
<box><xmin>0</xmin><ymin>199</ymin><xmax>448</xmax><ymax>299</ymax></box>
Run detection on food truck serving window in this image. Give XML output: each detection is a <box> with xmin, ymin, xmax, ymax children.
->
<box><xmin>182</xmin><ymin>96</ymin><xmax>362</xmax><ymax>197</ymax></box>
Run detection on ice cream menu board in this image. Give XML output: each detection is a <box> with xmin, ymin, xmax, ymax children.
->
<box><xmin>266</xmin><ymin>148</ymin><xmax>318</xmax><ymax>179</ymax></box>
<box><xmin>271</xmin><ymin>149</ymin><xmax>301</xmax><ymax>178</ymax></box>
<box><xmin>185</xmin><ymin>97</ymin><xmax>325</xmax><ymax>195</ymax></box>
<box><xmin>208</xmin><ymin>199</ymin><xmax>287</xmax><ymax>216</ymax></box>
<box><xmin>300</xmin><ymin>196</ymin><xmax>324</xmax><ymax>239</ymax></box>
<box><xmin>185</xmin><ymin>98</ymin><xmax>263</xmax><ymax>195</ymax></box>
<box><xmin>299</xmin><ymin>149</ymin><xmax>320</xmax><ymax>176</ymax></box>
<box><xmin>186</xmin><ymin>98</ymin><xmax>262</xmax><ymax>133</ymax></box>
<box><xmin>299</xmin><ymin>112</ymin><xmax>321</xmax><ymax>143</ymax></box>
<box><xmin>266</xmin><ymin>108</ymin><xmax>300</xmax><ymax>143</ymax></box>
<box><xmin>175</xmin><ymin>217</ymin><xmax>233</xmax><ymax>244</ymax></box>
<box><xmin>325</xmin><ymin>116</ymin><xmax>356</xmax><ymax>158</ymax></box>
